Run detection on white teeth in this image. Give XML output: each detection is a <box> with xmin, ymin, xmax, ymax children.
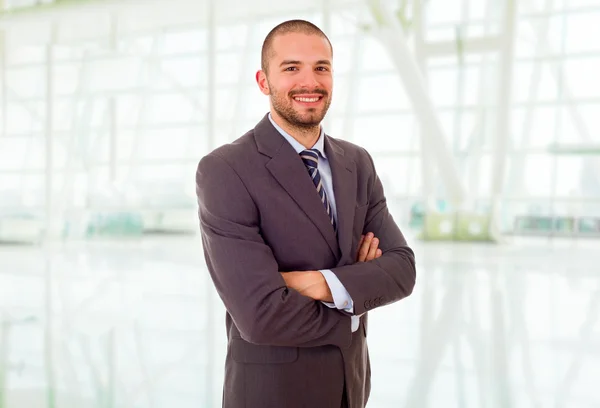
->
<box><xmin>294</xmin><ymin>97</ymin><xmax>320</xmax><ymax>102</ymax></box>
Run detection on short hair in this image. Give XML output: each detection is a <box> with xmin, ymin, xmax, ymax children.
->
<box><xmin>261</xmin><ymin>19</ymin><xmax>333</xmax><ymax>73</ymax></box>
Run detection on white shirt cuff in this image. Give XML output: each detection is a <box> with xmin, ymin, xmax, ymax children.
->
<box><xmin>319</xmin><ymin>269</ymin><xmax>354</xmax><ymax>313</ymax></box>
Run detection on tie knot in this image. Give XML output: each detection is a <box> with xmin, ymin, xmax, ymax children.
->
<box><xmin>300</xmin><ymin>149</ymin><xmax>319</xmax><ymax>169</ymax></box>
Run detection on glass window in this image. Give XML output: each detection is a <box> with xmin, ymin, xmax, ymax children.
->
<box><xmin>511</xmin><ymin>106</ymin><xmax>559</xmax><ymax>148</ymax></box>
<box><xmin>5</xmin><ymin>45</ymin><xmax>44</xmax><ymax>65</ymax></box>
<box><xmin>158</xmin><ymin>56</ymin><xmax>205</xmax><ymax>89</ymax></box>
<box><xmin>566</xmin><ymin>11</ymin><xmax>600</xmax><ymax>53</ymax></box>
<box><xmin>216</xmin><ymin>24</ymin><xmax>250</xmax><ymax>51</ymax></box>
<box><xmin>513</xmin><ymin>61</ymin><xmax>559</xmax><ymax>103</ymax></box>
<box><xmin>88</xmin><ymin>56</ymin><xmax>142</xmax><ymax>92</ymax></box>
<box><xmin>6</xmin><ymin>103</ymin><xmax>44</xmax><ymax>134</ymax></box>
<box><xmin>371</xmin><ymin>155</ymin><xmax>420</xmax><ymax>197</ymax></box>
<box><xmin>360</xmin><ymin>38</ymin><xmax>395</xmax><ymax>73</ymax></box>
<box><xmin>162</xmin><ymin>29</ymin><xmax>206</xmax><ymax>54</ymax></box>
<box><xmin>355</xmin><ymin>73</ymin><xmax>410</xmax><ymax>112</ymax></box>
<box><xmin>6</xmin><ymin>66</ymin><xmax>44</xmax><ymax>99</ymax></box>
<box><xmin>574</xmin><ymin>104</ymin><xmax>600</xmax><ymax>141</ymax></box>
<box><xmin>428</xmin><ymin>67</ymin><xmax>459</xmax><ymax>107</ymax></box>
<box><xmin>563</xmin><ymin>57</ymin><xmax>600</xmax><ymax>98</ymax></box>
<box><xmin>425</xmin><ymin>0</ymin><xmax>465</xmax><ymax>25</ymax></box>
<box><xmin>352</xmin><ymin>114</ymin><xmax>417</xmax><ymax>152</ymax></box>
<box><xmin>138</xmin><ymin>128</ymin><xmax>192</xmax><ymax>160</ymax></box>
<box><xmin>145</xmin><ymin>93</ymin><xmax>196</xmax><ymax>125</ymax></box>
<box><xmin>555</xmin><ymin>156</ymin><xmax>583</xmax><ymax>196</ymax></box>
<box><xmin>215</xmin><ymin>52</ymin><xmax>246</xmax><ymax>86</ymax></box>
<box><xmin>522</xmin><ymin>153</ymin><xmax>554</xmax><ymax>196</ymax></box>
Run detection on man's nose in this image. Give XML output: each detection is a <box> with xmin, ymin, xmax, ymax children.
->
<box><xmin>298</xmin><ymin>70</ymin><xmax>320</xmax><ymax>88</ymax></box>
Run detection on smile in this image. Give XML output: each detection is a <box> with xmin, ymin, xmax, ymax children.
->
<box><xmin>293</xmin><ymin>96</ymin><xmax>323</xmax><ymax>103</ymax></box>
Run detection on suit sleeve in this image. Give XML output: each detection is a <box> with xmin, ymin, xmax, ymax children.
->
<box><xmin>196</xmin><ymin>152</ymin><xmax>352</xmax><ymax>348</ymax></box>
<box><xmin>330</xmin><ymin>149</ymin><xmax>416</xmax><ymax>316</ymax></box>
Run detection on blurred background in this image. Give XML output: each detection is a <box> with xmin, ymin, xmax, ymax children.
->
<box><xmin>0</xmin><ymin>0</ymin><xmax>599</xmax><ymax>407</ymax></box>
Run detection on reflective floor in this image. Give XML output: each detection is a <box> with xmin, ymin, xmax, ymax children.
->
<box><xmin>1</xmin><ymin>233</ymin><xmax>599</xmax><ymax>407</ymax></box>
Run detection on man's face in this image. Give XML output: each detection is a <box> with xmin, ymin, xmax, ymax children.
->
<box><xmin>257</xmin><ymin>32</ymin><xmax>333</xmax><ymax>129</ymax></box>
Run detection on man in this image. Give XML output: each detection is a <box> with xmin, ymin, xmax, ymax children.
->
<box><xmin>196</xmin><ymin>19</ymin><xmax>416</xmax><ymax>408</ymax></box>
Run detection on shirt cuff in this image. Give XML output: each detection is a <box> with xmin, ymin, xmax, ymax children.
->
<box><xmin>319</xmin><ymin>269</ymin><xmax>354</xmax><ymax>314</ymax></box>
<box><xmin>351</xmin><ymin>315</ymin><xmax>360</xmax><ymax>333</ymax></box>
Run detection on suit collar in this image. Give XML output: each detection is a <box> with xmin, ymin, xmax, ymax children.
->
<box><xmin>255</xmin><ymin>113</ymin><xmax>286</xmax><ymax>159</ymax></box>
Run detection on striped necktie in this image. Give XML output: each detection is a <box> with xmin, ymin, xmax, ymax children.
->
<box><xmin>300</xmin><ymin>149</ymin><xmax>337</xmax><ymax>231</ymax></box>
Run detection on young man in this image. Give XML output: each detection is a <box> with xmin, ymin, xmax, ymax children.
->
<box><xmin>196</xmin><ymin>19</ymin><xmax>416</xmax><ymax>408</ymax></box>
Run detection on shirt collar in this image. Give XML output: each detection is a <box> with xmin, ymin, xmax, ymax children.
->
<box><xmin>268</xmin><ymin>113</ymin><xmax>327</xmax><ymax>159</ymax></box>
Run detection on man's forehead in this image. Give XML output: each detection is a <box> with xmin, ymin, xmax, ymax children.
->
<box><xmin>271</xmin><ymin>32</ymin><xmax>331</xmax><ymax>54</ymax></box>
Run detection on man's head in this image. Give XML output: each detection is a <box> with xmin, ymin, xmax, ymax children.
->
<box><xmin>256</xmin><ymin>20</ymin><xmax>334</xmax><ymax>131</ymax></box>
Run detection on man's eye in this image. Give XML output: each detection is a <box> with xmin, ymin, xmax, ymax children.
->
<box><xmin>285</xmin><ymin>67</ymin><xmax>297</xmax><ymax>71</ymax></box>
<box><xmin>316</xmin><ymin>67</ymin><xmax>329</xmax><ymax>71</ymax></box>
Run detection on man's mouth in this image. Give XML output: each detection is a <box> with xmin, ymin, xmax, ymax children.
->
<box><xmin>292</xmin><ymin>94</ymin><xmax>324</xmax><ymax>104</ymax></box>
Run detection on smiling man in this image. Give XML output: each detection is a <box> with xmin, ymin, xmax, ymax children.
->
<box><xmin>196</xmin><ymin>20</ymin><xmax>416</xmax><ymax>408</ymax></box>
<box><xmin>257</xmin><ymin>24</ymin><xmax>333</xmax><ymax>138</ymax></box>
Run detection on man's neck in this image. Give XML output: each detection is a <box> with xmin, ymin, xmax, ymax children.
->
<box><xmin>270</xmin><ymin>112</ymin><xmax>321</xmax><ymax>150</ymax></box>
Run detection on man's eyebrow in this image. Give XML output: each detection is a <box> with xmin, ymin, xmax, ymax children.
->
<box><xmin>280</xmin><ymin>60</ymin><xmax>301</xmax><ymax>66</ymax></box>
<box><xmin>279</xmin><ymin>59</ymin><xmax>331</xmax><ymax>67</ymax></box>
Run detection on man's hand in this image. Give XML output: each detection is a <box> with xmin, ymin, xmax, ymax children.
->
<box><xmin>356</xmin><ymin>232</ymin><xmax>382</xmax><ymax>262</ymax></box>
<box><xmin>280</xmin><ymin>271</ymin><xmax>333</xmax><ymax>302</ymax></box>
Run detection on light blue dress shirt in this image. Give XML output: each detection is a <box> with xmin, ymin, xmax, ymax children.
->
<box><xmin>268</xmin><ymin>114</ymin><xmax>359</xmax><ymax>332</ymax></box>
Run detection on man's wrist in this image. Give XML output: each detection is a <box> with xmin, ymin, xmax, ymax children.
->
<box><xmin>312</xmin><ymin>271</ymin><xmax>333</xmax><ymax>302</ymax></box>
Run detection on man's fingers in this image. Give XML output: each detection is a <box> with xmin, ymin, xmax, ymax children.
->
<box><xmin>376</xmin><ymin>249</ymin><xmax>382</xmax><ymax>258</ymax></box>
<box><xmin>355</xmin><ymin>235</ymin><xmax>365</xmax><ymax>261</ymax></box>
<box><xmin>366</xmin><ymin>237</ymin><xmax>379</xmax><ymax>260</ymax></box>
<box><xmin>357</xmin><ymin>234</ymin><xmax>372</xmax><ymax>262</ymax></box>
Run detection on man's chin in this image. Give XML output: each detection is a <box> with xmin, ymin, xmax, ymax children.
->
<box><xmin>273</xmin><ymin>106</ymin><xmax>327</xmax><ymax>128</ymax></box>
<box><xmin>293</xmin><ymin>112</ymin><xmax>326</xmax><ymax>126</ymax></box>
<box><xmin>293</xmin><ymin>118</ymin><xmax>323</xmax><ymax>128</ymax></box>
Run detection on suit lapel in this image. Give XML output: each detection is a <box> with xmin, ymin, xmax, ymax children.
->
<box><xmin>255</xmin><ymin>115</ymin><xmax>340</xmax><ymax>258</ymax></box>
<box><xmin>324</xmin><ymin>136</ymin><xmax>357</xmax><ymax>266</ymax></box>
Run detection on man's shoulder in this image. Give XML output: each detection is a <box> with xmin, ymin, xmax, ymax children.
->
<box><xmin>200</xmin><ymin>128</ymin><xmax>257</xmax><ymax>168</ymax></box>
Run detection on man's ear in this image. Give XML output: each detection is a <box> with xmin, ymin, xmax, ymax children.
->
<box><xmin>256</xmin><ymin>70</ymin><xmax>270</xmax><ymax>95</ymax></box>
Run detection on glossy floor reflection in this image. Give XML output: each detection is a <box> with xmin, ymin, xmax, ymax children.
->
<box><xmin>1</xmin><ymin>234</ymin><xmax>599</xmax><ymax>407</ymax></box>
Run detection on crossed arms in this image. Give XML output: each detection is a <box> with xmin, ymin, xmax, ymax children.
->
<box><xmin>196</xmin><ymin>151</ymin><xmax>416</xmax><ymax>349</ymax></box>
<box><xmin>279</xmin><ymin>233</ymin><xmax>383</xmax><ymax>303</ymax></box>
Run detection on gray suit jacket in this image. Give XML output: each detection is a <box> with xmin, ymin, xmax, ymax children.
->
<box><xmin>195</xmin><ymin>113</ymin><xmax>416</xmax><ymax>408</ymax></box>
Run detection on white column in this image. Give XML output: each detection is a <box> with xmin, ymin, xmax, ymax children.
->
<box><xmin>412</xmin><ymin>0</ymin><xmax>436</xmax><ymax>212</ymax></box>
<box><xmin>0</xmin><ymin>315</ymin><xmax>7</xmax><ymax>408</ymax></box>
<box><xmin>505</xmin><ymin>0</ymin><xmax>555</xmax><ymax>199</ymax></box>
<box><xmin>467</xmin><ymin>0</ymin><xmax>495</xmax><ymax>202</ymax></box>
<box><xmin>488</xmin><ymin>0</ymin><xmax>517</xmax><ymax>238</ymax></box>
<box><xmin>366</xmin><ymin>0</ymin><xmax>467</xmax><ymax>208</ymax></box>
<box><xmin>109</xmin><ymin>14</ymin><xmax>118</xmax><ymax>183</ymax></box>
<box><xmin>228</xmin><ymin>22</ymin><xmax>255</xmax><ymax>137</ymax></box>
<box><xmin>340</xmin><ymin>27</ymin><xmax>363</xmax><ymax>143</ymax></box>
<box><xmin>207</xmin><ymin>1</ymin><xmax>216</xmax><ymax>151</ymax></box>
<box><xmin>45</xmin><ymin>25</ymin><xmax>57</xmax><ymax>241</ymax></box>
<box><xmin>0</xmin><ymin>29</ymin><xmax>6</xmax><ymax>141</ymax></box>
<box><xmin>44</xmin><ymin>258</ymin><xmax>56</xmax><ymax>408</ymax></box>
